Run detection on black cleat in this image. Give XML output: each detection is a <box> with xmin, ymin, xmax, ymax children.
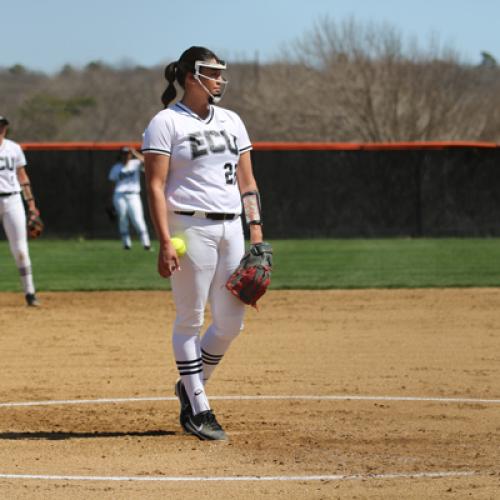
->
<box><xmin>174</xmin><ymin>379</ymin><xmax>192</xmax><ymax>433</ymax></box>
<box><xmin>184</xmin><ymin>410</ymin><xmax>227</xmax><ymax>441</ymax></box>
<box><xmin>123</xmin><ymin>245</ymin><xmax>131</xmax><ymax>250</ymax></box>
<box><xmin>25</xmin><ymin>293</ymin><xmax>40</xmax><ymax>307</ymax></box>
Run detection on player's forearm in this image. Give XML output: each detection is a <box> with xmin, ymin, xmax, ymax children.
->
<box><xmin>132</xmin><ymin>149</ymin><xmax>145</xmax><ymax>162</ymax></box>
<box><xmin>144</xmin><ymin>153</ymin><xmax>171</xmax><ymax>243</ymax></box>
<box><xmin>249</xmin><ymin>224</ymin><xmax>263</xmax><ymax>244</ymax></box>
<box><xmin>237</xmin><ymin>174</ymin><xmax>258</xmax><ymax>195</ymax></box>
<box><xmin>17</xmin><ymin>168</ymin><xmax>38</xmax><ymax>213</ymax></box>
<box><xmin>147</xmin><ymin>186</ymin><xmax>171</xmax><ymax>244</ymax></box>
<box><xmin>240</xmin><ymin>184</ymin><xmax>264</xmax><ymax>243</ymax></box>
<box><xmin>239</xmin><ymin>178</ymin><xmax>264</xmax><ymax>244</ymax></box>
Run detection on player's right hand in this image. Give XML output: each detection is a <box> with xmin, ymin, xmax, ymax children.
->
<box><xmin>158</xmin><ymin>241</ymin><xmax>180</xmax><ymax>277</ymax></box>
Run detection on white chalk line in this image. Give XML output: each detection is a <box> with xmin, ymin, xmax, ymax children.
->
<box><xmin>0</xmin><ymin>398</ymin><xmax>494</xmax><ymax>485</ymax></box>
<box><xmin>0</xmin><ymin>470</ymin><xmax>483</xmax><ymax>483</ymax></box>
<box><xmin>0</xmin><ymin>394</ymin><xmax>500</xmax><ymax>408</ymax></box>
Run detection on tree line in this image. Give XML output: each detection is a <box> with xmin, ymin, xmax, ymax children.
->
<box><xmin>1</xmin><ymin>18</ymin><xmax>499</xmax><ymax>143</ymax></box>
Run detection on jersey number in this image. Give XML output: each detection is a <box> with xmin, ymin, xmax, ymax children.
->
<box><xmin>224</xmin><ymin>163</ymin><xmax>238</xmax><ymax>185</ymax></box>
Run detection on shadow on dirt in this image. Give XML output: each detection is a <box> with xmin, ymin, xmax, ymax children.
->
<box><xmin>0</xmin><ymin>429</ymin><xmax>176</xmax><ymax>440</ymax></box>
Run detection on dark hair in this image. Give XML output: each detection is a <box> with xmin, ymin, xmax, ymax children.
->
<box><xmin>116</xmin><ymin>147</ymin><xmax>132</xmax><ymax>161</ymax></box>
<box><xmin>161</xmin><ymin>46</ymin><xmax>221</xmax><ymax>108</ymax></box>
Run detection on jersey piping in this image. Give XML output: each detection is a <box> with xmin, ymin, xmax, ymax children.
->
<box><xmin>141</xmin><ymin>146</ymin><xmax>171</xmax><ymax>156</ymax></box>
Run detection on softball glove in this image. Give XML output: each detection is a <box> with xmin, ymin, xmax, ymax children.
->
<box><xmin>226</xmin><ymin>242</ymin><xmax>272</xmax><ymax>308</ymax></box>
<box><xmin>27</xmin><ymin>209</ymin><xmax>44</xmax><ymax>239</ymax></box>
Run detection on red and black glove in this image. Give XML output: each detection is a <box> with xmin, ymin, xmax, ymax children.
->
<box><xmin>27</xmin><ymin>209</ymin><xmax>44</xmax><ymax>239</ymax></box>
<box><xmin>226</xmin><ymin>242</ymin><xmax>273</xmax><ymax>308</ymax></box>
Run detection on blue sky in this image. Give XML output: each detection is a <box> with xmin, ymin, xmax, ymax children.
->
<box><xmin>4</xmin><ymin>0</ymin><xmax>499</xmax><ymax>73</ymax></box>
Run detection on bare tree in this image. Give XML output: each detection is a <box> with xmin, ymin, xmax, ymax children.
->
<box><xmin>286</xmin><ymin>17</ymin><xmax>498</xmax><ymax>141</ymax></box>
<box><xmin>2</xmin><ymin>18</ymin><xmax>500</xmax><ymax>143</ymax></box>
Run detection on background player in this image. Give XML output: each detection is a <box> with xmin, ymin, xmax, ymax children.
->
<box><xmin>142</xmin><ymin>46</ymin><xmax>267</xmax><ymax>440</ymax></box>
<box><xmin>108</xmin><ymin>146</ymin><xmax>151</xmax><ymax>250</ymax></box>
<box><xmin>0</xmin><ymin>116</ymin><xmax>41</xmax><ymax>307</ymax></box>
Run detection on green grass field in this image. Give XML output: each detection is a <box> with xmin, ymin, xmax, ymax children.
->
<box><xmin>1</xmin><ymin>238</ymin><xmax>500</xmax><ymax>292</ymax></box>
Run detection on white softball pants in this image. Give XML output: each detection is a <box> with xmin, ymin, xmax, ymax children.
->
<box><xmin>169</xmin><ymin>212</ymin><xmax>245</xmax><ymax>414</ymax></box>
<box><xmin>113</xmin><ymin>192</ymin><xmax>150</xmax><ymax>248</ymax></box>
<box><xmin>0</xmin><ymin>193</ymin><xmax>35</xmax><ymax>294</ymax></box>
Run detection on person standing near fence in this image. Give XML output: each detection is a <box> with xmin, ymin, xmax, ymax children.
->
<box><xmin>108</xmin><ymin>146</ymin><xmax>151</xmax><ymax>250</ymax></box>
<box><xmin>142</xmin><ymin>46</ymin><xmax>270</xmax><ymax>441</ymax></box>
<box><xmin>0</xmin><ymin>116</ymin><xmax>41</xmax><ymax>307</ymax></box>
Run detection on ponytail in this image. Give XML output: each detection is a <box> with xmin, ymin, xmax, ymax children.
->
<box><xmin>161</xmin><ymin>62</ymin><xmax>178</xmax><ymax>108</ymax></box>
<box><xmin>160</xmin><ymin>47</ymin><xmax>221</xmax><ymax>108</ymax></box>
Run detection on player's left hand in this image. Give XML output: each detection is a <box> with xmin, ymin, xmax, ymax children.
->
<box><xmin>27</xmin><ymin>209</ymin><xmax>44</xmax><ymax>239</ymax></box>
<box><xmin>226</xmin><ymin>242</ymin><xmax>272</xmax><ymax>307</ymax></box>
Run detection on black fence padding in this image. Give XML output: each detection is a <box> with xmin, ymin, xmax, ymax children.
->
<box><xmin>252</xmin><ymin>150</ymin><xmax>421</xmax><ymax>237</ymax></box>
<box><xmin>23</xmin><ymin>149</ymin><xmax>150</xmax><ymax>239</ymax></box>
<box><xmin>17</xmin><ymin>148</ymin><xmax>500</xmax><ymax>239</ymax></box>
<box><xmin>418</xmin><ymin>149</ymin><xmax>500</xmax><ymax>236</ymax></box>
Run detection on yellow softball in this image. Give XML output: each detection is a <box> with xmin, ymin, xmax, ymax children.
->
<box><xmin>171</xmin><ymin>237</ymin><xmax>187</xmax><ymax>257</ymax></box>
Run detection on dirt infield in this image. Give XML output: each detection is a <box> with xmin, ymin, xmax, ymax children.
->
<box><xmin>0</xmin><ymin>289</ymin><xmax>499</xmax><ymax>499</ymax></box>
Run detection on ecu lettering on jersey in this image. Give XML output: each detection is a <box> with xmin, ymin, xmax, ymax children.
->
<box><xmin>0</xmin><ymin>157</ymin><xmax>15</xmax><ymax>171</ymax></box>
<box><xmin>142</xmin><ymin>103</ymin><xmax>252</xmax><ymax>214</ymax></box>
<box><xmin>189</xmin><ymin>130</ymin><xmax>238</xmax><ymax>159</ymax></box>
<box><xmin>118</xmin><ymin>169</ymin><xmax>136</xmax><ymax>181</ymax></box>
<box><xmin>0</xmin><ymin>139</ymin><xmax>27</xmax><ymax>193</ymax></box>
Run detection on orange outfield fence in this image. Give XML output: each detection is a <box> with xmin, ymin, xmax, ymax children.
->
<box><xmin>20</xmin><ymin>141</ymin><xmax>500</xmax><ymax>151</ymax></box>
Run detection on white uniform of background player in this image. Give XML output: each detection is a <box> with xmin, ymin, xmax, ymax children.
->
<box><xmin>143</xmin><ymin>46</ymin><xmax>266</xmax><ymax>440</ymax></box>
<box><xmin>108</xmin><ymin>147</ymin><xmax>151</xmax><ymax>250</ymax></box>
<box><xmin>0</xmin><ymin>116</ymin><xmax>40</xmax><ymax>306</ymax></box>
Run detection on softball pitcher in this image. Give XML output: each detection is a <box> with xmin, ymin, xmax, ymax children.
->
<box><xmin>143</xmin><ymin>46</ymin><xmax>266</xmax><ymax>440</ymax></box>
<box><xmin>108</xmin><ymin>147</ymin><xmax>151</xmax><ymax>250</ymax></box>
<box><xmin>0</xmin><ymin>116</ymin><xmax>40</xmax><ymax>307</ymax></box>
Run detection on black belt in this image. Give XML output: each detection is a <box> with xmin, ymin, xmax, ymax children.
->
<box><xmin>0</xmin><ymin>192</ymin><xmax>19</xmax><ymax>197</ymax></box>
<box><xmin>174</xmin><ymin>210</ymin><xmax>238</xmax><ymax>221</ymax></box>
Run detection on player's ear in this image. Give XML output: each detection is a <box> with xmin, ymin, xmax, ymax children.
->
<box><xmin>185</xmin><ymin>71</ymin><xmax>196</xmax><ymax>86</ymax></box>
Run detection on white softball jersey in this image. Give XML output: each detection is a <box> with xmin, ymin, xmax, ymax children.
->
<box><xmin>0</xmin><ymin>138</ymin><xmax>27</xmax><ymax>193</ymax></box>
<box><xmin>141</xmin><ymin>103</ymin><xmax>252</xmax><ymax>214</ymax></box>
<box><xmin>108</xmin><ymin>158</ymin><xmax>143</xmax><ymax>194</ymax></box>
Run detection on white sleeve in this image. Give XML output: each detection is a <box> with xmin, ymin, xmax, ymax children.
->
<box><xmin>234</xmin><ymin>112</ymin><xmax>252</xmax><ymax>154</ymax></box>
<box><xmin>108</xmin><ymin>164</ymin><xmax>119</xmax><ymax>182</ymax></box>
<box><xmin>141</xmin><ymin>112</ymin><xmax>172</xmax><ymax>156</ymax></box>
<box><xmin>15</xmin><ymin>144</ymin><xmax>27</xmax><ymax>168</ymax></box>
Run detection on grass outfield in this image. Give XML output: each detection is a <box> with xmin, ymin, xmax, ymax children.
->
<box><xmin>1</xmin><ymin>238</ymin><xmax>500</xmax><ymax>291</ymax></box>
